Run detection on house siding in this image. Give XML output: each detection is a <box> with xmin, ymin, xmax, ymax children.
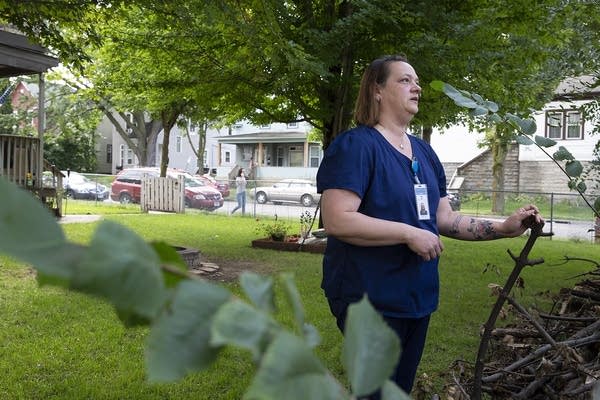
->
<box><xmin>454</xmin><ymin>143</ymin><xmax>520</xmax><ymax>193</ymax></box>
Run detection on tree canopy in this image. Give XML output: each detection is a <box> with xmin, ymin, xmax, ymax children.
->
<box><xmin>2</xmin><ymin>0</ymin><xmax>598</xmax><ymax>151</ymax></box>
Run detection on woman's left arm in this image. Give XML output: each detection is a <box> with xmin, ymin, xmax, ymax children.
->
<box><xmin>437</xmin><ymin>196</ymin><xmax>544</xmax><ymax>241</ymax></box>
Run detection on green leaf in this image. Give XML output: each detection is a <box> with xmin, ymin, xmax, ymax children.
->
<box><xmin>483</xmin><ymin>101</ymin><xmax>499</xmax><ymax>113</ymax></box>
<box><xmin>381</xmin><ymin>380</ymin><xmax>411</xmax><ymax>400</ymax></box>
<box><xmin>151</xmin><ymin>241</ymin><xmax>189</xmax><ymax>288</ymax></box>
<box><xmin>488</xmin><ymin>113</ymin><xmax>503</xmax><ymax>123</ymax></box>
<box><xmin>471</xmin><ymin>93</ymin><xmax>484</xmax><ymax>103</ymax></box>
<box><xmin>0</xmin><ymin>178</ymin><xmax>79</xmax><ymax>278</ymax></box>
<box><xmin>281</xmin><ymin>273</ymin><xmax>306</xmax><ymax>337</ymax></box>
<box><xmin>470</xmin><ymin>106</ymin><xmax>488</xmax><ymax>117</ymax></box>
<box><xmin>576</xmin><ymin>181</ymin><xmax>587</xmax><ymax>193</ymax></box>
<box><xmin>342</xmin><ymin>296</ymin><xmax>401</xmax><ymax>397</ymax></box>
<box><xmin>75</xmin><ymin>221</ymin><xmax>166</xmax><ymax>324</ymax></box>
<box><xmin>506</xmin><ymin>114</ymin><xmax>536</xmax><ymax>135</ymax></box>
<box><xmin>244</xmin><ymin>332</ymin><xmax>346</xmax><ymax>400</ymax></box>
<box><xmin>436</xmin><ymin>82</ymin><xmax>478</xmax><ymax>109</ymax></box>
<box><xmin>211</xmin><ymin>300</ymin><xmax>279</xmax><ymax>360</ymax></box>
<box><xmin>302</xmin><ymin>323</ymin><xmax>321</xmax><ymax>348</ymax></box>
<box><xmin>553</xmin><ymin>146</ymin><xmax>574</xmax><ymax>161</ymax></box>
<box><xmin>534</xmin><ymin>135</ymin><xmax>556</xmax><ymax>148</ymax></box>
<box><xmin>565</xmin><ymin>160</ymin><xmax>584</xmax><ymax>177</ymax></box>
<box><xmin>240</xmin><ymin>271</ymin><xmax>275</xmax><ymax>313</ymax></box>
<box><xmin>517</xmin><ymin>118</ymin><xmax>537</xmax><ymax>135</ymax></box>
<box><xmin>146</xmin><ymin>279</ymin><xmax>231</xmax><ymax>382</ymax></box>
<box><xmin>516</xmin><ymin>135</ymin><xmax>534</xmax><ymax>145</ymax></box>
<box><xmin>429</xmin><ymin>80</ymin><xmax>445</xmax><ymax>92</ymax></box>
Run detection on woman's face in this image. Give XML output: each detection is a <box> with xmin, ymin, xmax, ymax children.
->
<box><xmin>376</xmin><ymin>61</ymin><xmax>421</xmax><ymax>120</ymax></box>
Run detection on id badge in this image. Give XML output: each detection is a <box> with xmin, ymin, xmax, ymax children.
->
<box><xmin>414</xmin><ymin>184</ymin><xmax>430</xmax><ymax>220</ymax></box>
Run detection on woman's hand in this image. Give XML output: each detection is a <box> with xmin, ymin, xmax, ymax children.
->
<box><xmin>406</xmin><ymin>228</ymin><xmax>444</xmax><ymax>261</ymax></box>
<box><xmin>500</xmin><ymin>204</ymin><xmax>544</xmax><ymax>237</ymax></box>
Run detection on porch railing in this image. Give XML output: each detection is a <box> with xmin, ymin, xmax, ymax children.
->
<box><xmin>1</xmin><ymin>134</ymin><xmax>63</xmax><ymax>216</ymax></box>
<box><xmin>0</xmin><ymin>134</ymin><xmax>42</xmax><ymax>188</ymax></box>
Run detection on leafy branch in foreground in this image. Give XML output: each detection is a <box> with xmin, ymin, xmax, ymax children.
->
<box><xmin>430</xmin><ymin>80</ymin><xmax>600</xmax><ymax>219</ymax></box>
<box><xmin>0</xmin><ymin>177</ymin><xmax>410</xmax><ymax>400</ymax></box>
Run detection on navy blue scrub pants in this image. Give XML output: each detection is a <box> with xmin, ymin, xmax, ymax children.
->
<box><xmin>327</xmin><ymin>298</ymin><xmax>431</xmax><ymax>397</ymax></box>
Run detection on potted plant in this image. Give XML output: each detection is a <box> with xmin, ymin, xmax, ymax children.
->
<box><xmin>255</xmin><ymin>220</ymin><xmax>291</xmax><ymax>242</ymax></box>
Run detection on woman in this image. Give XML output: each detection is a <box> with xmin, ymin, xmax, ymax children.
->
<box><xmin>316</xmin><ymin>54</ymin><xmax>543</xmax><ymax>395</ymax></box>
<box><xmin>231</xmin><ymin>168</ymin><xmax>247</xmax><ymax>215</ymax></box>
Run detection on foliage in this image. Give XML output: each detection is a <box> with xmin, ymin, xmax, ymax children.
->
<box><xmin>431</xmin><ymin>80</ymin><xmax>600</xmax><ymax>219</ymax></box>
<box><xmin>42</xmin><ymin>79</ymin><xmax>102</xmax><ymax>171</ymax></box>
<box><xmin>0</xmin><ymin>177</ymin><xmax>412</xmax><ymax>399</ymax></box>
<box><xmin>255</xmin><ymin>218</ymin><xmax>292</xmax><ymax>242</ymax></box>
<box><xmin>5</xmin><ymin>0</ymin><xmax>597</xmax><ymax>150</ymax></box>
<box><xmin>299</xmin><ymin>210</ymin><xmax>314</xmax><ymax>238</ymax></box>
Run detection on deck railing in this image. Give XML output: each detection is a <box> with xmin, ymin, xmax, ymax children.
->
<box><xmin>0</xmin><ymin>134</ymin><xmax>42</xmax><ymax>188</ymax></box>
<box><xmin>1</xmin><ymin>134</ymin><xmax>63</xmax><ymax>216</ymax></box>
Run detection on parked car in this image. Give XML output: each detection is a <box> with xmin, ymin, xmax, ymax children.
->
<box><xmin>110</xmin><ymin>167</ymin><xmax>224</xmax><ymax>211</ymax></box>
<box><xmin>249</xmin><ymin>179</ymin><xmax>320</xmax><ymax>207</ymax></box>
<box><xmin>195</xmin><ymin>174</ymin><xmax>230</xmax><ymax>198</ymax></box>
<box><xmin>60</xmin><ymin>170</ymin><xmax>109</xmax><ymax>200</ymax></box>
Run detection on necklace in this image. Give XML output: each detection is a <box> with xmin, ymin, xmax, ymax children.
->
<box><xmin>376</xmin><ymin>124</ymin><xmax>408</xmax><ymax>150</ymax></box>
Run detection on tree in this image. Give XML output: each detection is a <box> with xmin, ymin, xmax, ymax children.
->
<box><xmin>42</xmin><ymin>80</ymin><xmax>102</xmax><ymax>171</ymax></box>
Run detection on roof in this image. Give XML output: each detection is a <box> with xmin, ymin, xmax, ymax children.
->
<box><xmin>217</xmin><ymin>131</ymin><xmax>318</xmax><ymax>144</ymax></box>
<box><xmin>0</xmin><ymin>29</ymin><xmax>59</xmax><ymax>77</ymax></box>
<box><xmin>554</xmin><ymin>75</ymin><xmax>600</xmax><ymax>101</ymax></box>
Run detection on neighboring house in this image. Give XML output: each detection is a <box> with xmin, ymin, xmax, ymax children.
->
<box><xmin>99</xmin><ymin>117</ymin><xmax>321</xmax><ymax>183</ymax></box>
<box><xmin>214</xmin><ymin>121</ymin><xmax>321</xmax><ymax>181</ymax></box>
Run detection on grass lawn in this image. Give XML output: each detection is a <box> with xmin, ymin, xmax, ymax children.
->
<box><xmin>1</xmin><ymin>211</ymin><xmax>598</xmax><ymax>399</ymax></box>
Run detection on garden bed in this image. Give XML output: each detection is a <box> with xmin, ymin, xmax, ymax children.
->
<box><xmin>251</xmin><ymin>237</ymin><xmax>326</xmax><ymax>254</ymax></box>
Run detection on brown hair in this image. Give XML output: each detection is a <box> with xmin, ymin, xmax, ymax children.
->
<box><xmin>354</xmin><ymin>54</ymin><xmax>409</xmax><ymax>127</ymax></box>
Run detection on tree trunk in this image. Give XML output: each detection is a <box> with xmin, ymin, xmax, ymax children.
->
<box><xmin>490</xmin><ymin>128</ymin><xmax>508</xmax><ymax>215</ymax></box>
<box><xmin>159</xmin><ymin>109</ymin><xmax>179</xmax><ymax>177</ymax></box>
<box><xmin>422</xmin><ymin>126</ymin><xmax>432</xmax><ymax>143</ymax></box>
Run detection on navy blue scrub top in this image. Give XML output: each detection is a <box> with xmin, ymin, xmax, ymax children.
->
<box><xmin>316</xmin><ymin>125</ymin><xmax>448</xmax><ymax>318</ymax></box>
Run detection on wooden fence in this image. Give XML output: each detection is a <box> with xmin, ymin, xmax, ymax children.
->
<box><xmin>141</xmin><ymin>175</ymin><xmax>185</xmax><ymax>213</ymax></box>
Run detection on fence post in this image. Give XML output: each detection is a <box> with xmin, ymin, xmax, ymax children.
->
<box><xmin>549</xmin><ymin>192</ymin><xmax>554</xmax><ymax>239</ymax></box>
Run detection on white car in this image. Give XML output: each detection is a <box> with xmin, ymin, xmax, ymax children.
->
<box><xmin>250</xmin><ymin>179</ymin><xmax>320</xmax><ymax>207</ymax></box>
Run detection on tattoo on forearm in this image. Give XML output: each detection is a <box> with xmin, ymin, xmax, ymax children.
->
<box><xmin>450</xmin><ymin>215</ymin><xmax>463</xmax><ymax>235</ymax></box>
<box><xmin>467</xmin><ymin>218</ymin><xmax>499</xmax><ymax>240</ymax></box>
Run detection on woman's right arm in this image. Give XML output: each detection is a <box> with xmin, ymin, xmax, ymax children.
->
<box><xmin>320</xmin><ymin>189</ymin><xmax>443</xmax><ymax>261</ymax></box>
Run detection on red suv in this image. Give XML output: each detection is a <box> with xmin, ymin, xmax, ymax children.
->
<box><xmin>110</xmin><ymin>167</ymin><xmax>224</xmax><ymax>211</ymax></box>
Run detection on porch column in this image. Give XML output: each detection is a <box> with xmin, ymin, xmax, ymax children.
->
<box><xmin>217</xmin><ymin>142</ymin><xmax>222</xmax><ymax>166</ymax></box>
<box><xmin>258</xmin><ymin>142</ymin><xmax>264</xmax><ymax>166</ymax></box>
<box><xmin>303</xmin><ymin>141</ymin><xmax>308</xmax><ymax>168</ymax></box>
<box><xmin>36</xmin><ymin>73</ymin><xmax>45</xmax><ymax>189</ymax></box>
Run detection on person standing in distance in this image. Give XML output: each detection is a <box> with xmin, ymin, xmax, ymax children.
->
<box><xmin>316</xmin><ymin>54</ymin><xmax>543</xmax><ymax>396</ymax></box>
<box><xmin>231</xmin><ymin>168</ymin><xmax>247</xmax><ymax>215</ymax></box>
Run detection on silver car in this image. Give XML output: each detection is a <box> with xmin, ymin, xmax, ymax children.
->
<box><xmin>250</xmin><ymin>179</ymin><xmax>320</xmax><ymax>207</ymax></box>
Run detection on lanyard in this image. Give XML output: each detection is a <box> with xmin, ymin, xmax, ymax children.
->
<box><xmin>411</xmin><ymin>157</ymin><xmax>421</xmax><ymax>184</ymax></box>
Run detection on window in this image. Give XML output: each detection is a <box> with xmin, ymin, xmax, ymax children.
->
<box><xmin>260</xmin><ymin>124</ymin><xmax>271</xmax><ymax>129</ymax></box>
<box><xmin>288</xmin><ymin>146</ymin><xmax>303</xmax><ymax>167</ymax></box>
<box><xmin>287</xmin><ymin>122</ymin><xmax>298</xmax><ymax>129</ymax></box>
<box><xmin>106</xmin><ymin>144</ymin><xmax>112</xmax><ymax>163</ymax></box>
<box><xmin>127</xmin><ymin>149</ymin><xmax>134</xmax><ymax>165</ymax></box>
<box><xmin>176</xmin><ymin>136</ymin><xmax>182</xmax><ymax>153</ymax></box>
<box><xmin>309</xmin><ymin>145</ymin><xmax>321</xmax><ymax>168</ymax></box>
<box><xmin>225</xmin><ymin>151</ymin><xmax>231</xmax><ymax>163</ymax></box>
<box><xmin>545</xmin><ymin>109</ymin><xmax>583</xmax><ymax>140</ymax></box>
